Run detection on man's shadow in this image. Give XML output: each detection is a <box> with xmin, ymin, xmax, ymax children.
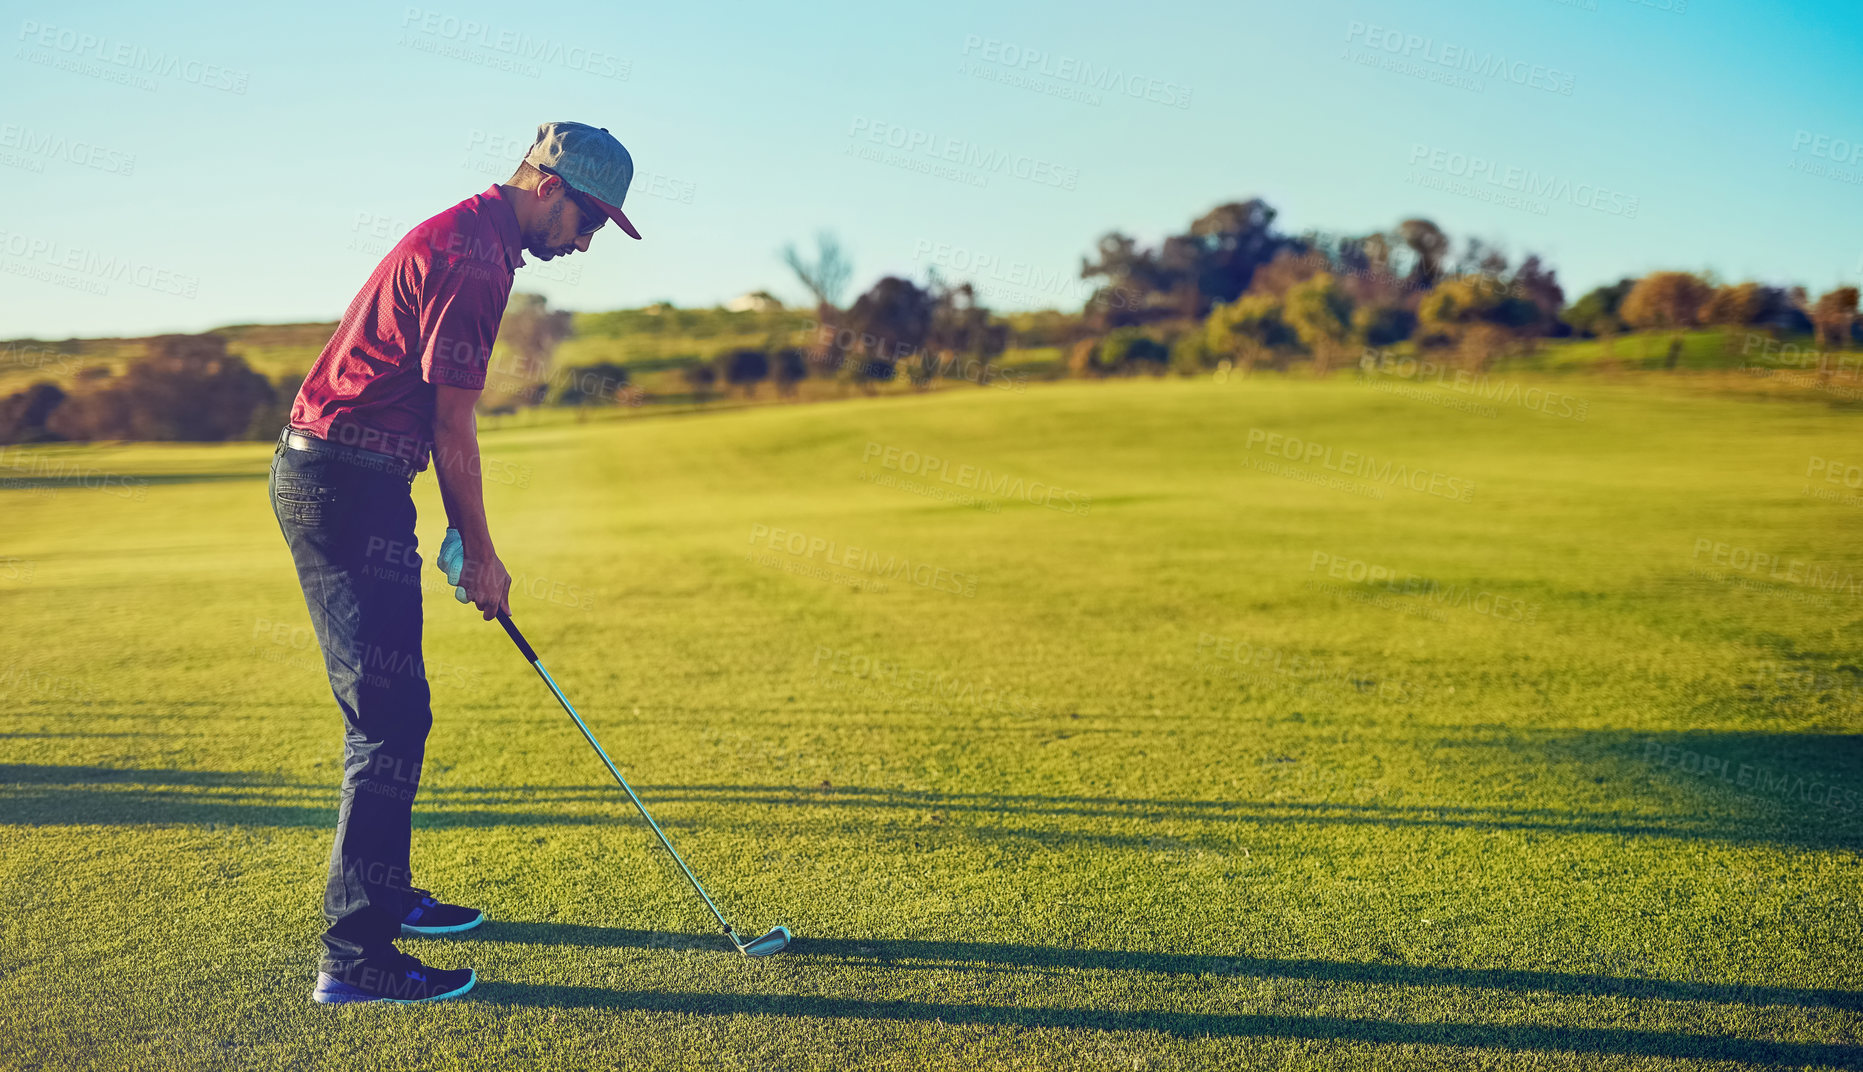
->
<box><xmin>468</xmin><ymin>921</ymin><xmax>1862</xmax><ymax>1066</ymax></box>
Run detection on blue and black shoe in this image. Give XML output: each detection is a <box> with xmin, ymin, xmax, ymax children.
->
<box><xmin>311</xmin><ymin>954</ymin><xmax>475</xmax><ymax>1004</ymax></box>
<box><xmin>401</xmin><ymin>888</ymin><xmax>484</xmax><ymax>937</ymax></box>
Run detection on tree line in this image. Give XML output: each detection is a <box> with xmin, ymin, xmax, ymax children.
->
<box><xmin>3</xmin><ymin>196</ymin><xmax>1857</xmax><ymax>445</ymax></box>
<box><xmin>1062</xmin><ymin>200</ymin><xmax>1858</xmax><ymax>376</ymax></box>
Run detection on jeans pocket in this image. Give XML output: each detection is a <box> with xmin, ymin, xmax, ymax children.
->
<box><xmin>272</xmin><ymin>474</ymin><xmax>339</xmax><ymax>529</ymax></box>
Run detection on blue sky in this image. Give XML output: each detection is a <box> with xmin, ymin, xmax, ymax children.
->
<box><xmin>2</xmin><ymin>0</ymin><xmax>1859</xmax><ymax>338</ymax></box>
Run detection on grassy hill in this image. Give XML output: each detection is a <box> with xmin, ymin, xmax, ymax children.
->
<box><xmin>2</xmin><ymin>377</ymin><xmax>1860</xmax><ymax>1069</ymax></box>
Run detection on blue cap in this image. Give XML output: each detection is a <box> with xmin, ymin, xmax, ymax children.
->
<box><xmin>524</xmin><ymin>121</ymin><xmax>642</xmax><ymax>240</ymax></box>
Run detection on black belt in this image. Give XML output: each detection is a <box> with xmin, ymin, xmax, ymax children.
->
<box><xmin>279</xmin><ymin>428</ymin><xmax>419</xmax><ymax>482</ymax></box>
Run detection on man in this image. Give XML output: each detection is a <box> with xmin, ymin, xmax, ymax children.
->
<box><xmin>268</xmin><ymin>122</ymin><xmax>641</xmax><ymax>1004</ymax></box>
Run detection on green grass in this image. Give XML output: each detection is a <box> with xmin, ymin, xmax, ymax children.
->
<box><xmin>2</xmin><ymin>376</ymin><xmax>1862</xmax><ymax>1070</ymax></box>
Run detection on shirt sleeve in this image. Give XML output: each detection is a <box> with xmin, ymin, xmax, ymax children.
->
<box><xmin>418</xmin><ymin>257</ymin><xmax>512</xmax><ymax>390</ymax></box>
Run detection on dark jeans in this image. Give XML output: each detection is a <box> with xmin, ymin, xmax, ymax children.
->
<box><xmin>268</xmin><ymin>436</ymin><xmax>431</xmax><ymax>975</ymax></box>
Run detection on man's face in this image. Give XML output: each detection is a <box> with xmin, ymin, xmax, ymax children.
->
<box><xmin>525</xmin><ymin>181</ymin><xmax>601</xmax><ymax>261</ymax></box>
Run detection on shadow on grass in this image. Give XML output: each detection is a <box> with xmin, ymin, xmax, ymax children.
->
<box><xmin>0</xmin><ymin>766</ymin><xmax>1220</xmax><ymax>850</ymax></box>
<box><xmin>5</xmin><ymin>727</ymin><xmax>1859</xmax><ymax>851</ymax></box>
<box><xmin>474</xmin><ymin>980</ymin><xmax>1862</xmax><ymax>1066</ymax></box>
<box><xmin>489</xmin><ymin>922</ymin><xmax>1863</xmax><ymax>1014</ymax></box>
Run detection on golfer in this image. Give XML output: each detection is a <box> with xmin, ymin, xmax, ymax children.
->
<box><xmin>267</xmin><ymin>122</ymin><xmax>640</xmax><ymax>1004</ymax></box>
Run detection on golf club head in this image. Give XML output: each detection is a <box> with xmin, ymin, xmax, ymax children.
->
<box><xmin>737</xmin><ymin>925</ymin><xmax>793</xmax><ymax>957</ymax></box>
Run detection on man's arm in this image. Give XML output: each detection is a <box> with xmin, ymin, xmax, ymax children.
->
<box><xmin>433</xmin><ymin>384</ymin><xmax>512</xmax><ymax>620</ymax></box>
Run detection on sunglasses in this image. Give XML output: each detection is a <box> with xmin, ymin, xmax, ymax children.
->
<box><xmin>565</xmin><ymin>185</ymin><xmax>608</xmax><ymax>236</ymax></box>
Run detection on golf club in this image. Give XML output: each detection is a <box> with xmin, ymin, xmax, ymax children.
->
<box><xmin>495</xmin><ymin>610</ymin><xmax>792</xmax><ymax>958</ymax></box>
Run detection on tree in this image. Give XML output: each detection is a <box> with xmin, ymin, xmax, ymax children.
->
<box><xmin>770</xmin><ymin>347</ymin><xmax>808</xmax><ymax>397</ymax></box>
<box><xmin>1700</xmin><ymin>282</ymin><xmax>1767</xmax><ymax>327</ymax></box>
<box><xmin>1620</xmin><ymin>272</ymin><xmax>1713</xmax><ymax>331</ymax></box>
<box><xmin>1169</xmin><ymin>333</ymin><xmax>1212</xmax><ymax>377</ymax></box>
<box><xmin>717</xmin><ymin>348</ymin><xmax>769</xmax><ymax>396</ymax></box>
<box><xmin>1080</xmin><ymin>232</ymin><xmax>1173</xmax><ymax>330</ymax></box>
<box><xmin>1282</xmin><ymin>272</ymin><xmax>1353</xmax><ymax>372</ymax></box>
<box><xmin>1245</xmin><ymin>248</ymin><xmax>1332</xmax><ymax>300</ymax></box>
<box><xmin>1397</xmin><ymin>219</ymin><xmax>1450</xmax><ymax>290</ymax></box>
<box><xmin>1563</xmin><ymin>279</ymin><xmax>1634</xmax><ymax>337</ymax></box>
<box><xmin>1351</xmin><ymin>304</ymin><xmax>1415</xmax><ymax>350</ymax></box>
<box><xmin>0</xmin><ymin>381</ymin><xmax>66</xmax><ymax>444</ymax></box>
<box><xmin>680</xmin><ymin>360</ymin><xmax>718</xmax><ymax>402</ymax></box>
<box><xmin>479</xmin><ymin>294</ymin><xmax>573</xmax><ymax>413</ymax></box>
<box><xmin>781</xmin><ymin>231</ymin><xmax>853</xmax><ymax>311</ymax></box>
<box><xmin>1417</xmin><ymin>276</ymin><xmax>1539</xmax><ymax>370</ymax></box>
<box><xmin>924</xmin><ymin>280</ymin><xmax>1008</xmax><ymax>388</ymax></box>
<box><xmin>1812</xmin><ymin>286</ymin><xmax>1859</xmax><ymax>352</ymax></box>
<box><xmin>1185</xmin><ymin>199</ymin><xmax>1288</xmax><ymax>310</ymax></box>
<box><xmin>1094</xmin><ymin>328</ymin><xmax>1167</xmax><ymax>374</ymax></box>
<box><xmin>842</xmin><ymin>276</ymin><xmax>934</xmax><ymax>387</ymax></box>
<box><xmin>1509</xmin><ymin>255</ymin><xmax>1566</xmax><ymax>335</ymax></box>
<box><xmin>47</xmin><ymin>334</ymin><xmax>273</xmax><ymax>441</ymax></box>
<box><xmin>1080</xmin><ymin>199</ymin><xmax>1294</xmax><ymax>329</ymax></box>
<box><xmin>1753</xmin><ymin>286</ymin><xmax>1813</xmax><ymax>335</ymax></box>
<box><xmin>1205</xmin><ymin>293</ymin><xmax>1295</xmax><ymax>369</ymax></box>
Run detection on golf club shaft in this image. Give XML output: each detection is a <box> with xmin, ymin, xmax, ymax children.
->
<box><xmin>496</xmin><ymin>611</ymin><xmax>739</xmax><ymax>941</ymax></box>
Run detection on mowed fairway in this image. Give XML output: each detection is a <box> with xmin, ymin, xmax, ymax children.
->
<box><xmin>2</xmin><ymin>377</ymin><xmax>1861</xmax><ymax>1070</ymax></box>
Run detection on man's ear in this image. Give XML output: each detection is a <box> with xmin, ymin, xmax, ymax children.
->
<box><xmin>535</xmin><ymin>173</ymin><xmax>562</xmax><ymax>200</ymax></box>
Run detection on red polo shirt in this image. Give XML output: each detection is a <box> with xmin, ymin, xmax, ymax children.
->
<box><xmin>290</xmin><ymin>185</ymin><xmax>526</xmax><ymax>467</ymax></box>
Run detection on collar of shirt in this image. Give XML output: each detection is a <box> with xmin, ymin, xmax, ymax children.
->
<box><xmin>480</xmin><ymin>184</ymin><xmax>527</xmax><ymax>272</ymax></box>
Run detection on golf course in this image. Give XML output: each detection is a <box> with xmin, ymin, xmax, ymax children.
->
<box><xmin>2</xmin><ymin>374</ymin><xmax>1860</xmax><ymax>1069</ymax></box>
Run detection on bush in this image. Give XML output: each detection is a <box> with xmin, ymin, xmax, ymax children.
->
<box><xmin>0</xmin><ymin>382</ymin><xmax>67</xmax><ymax>444</ymax></box>
<box><xmin>1096</xmin><ymin>328</ymin><xmax>1168</xmax><ymax>373</ymax></box>
<box><xmin>1169</xmin><ymin>334</ymin><xmax>1211</xmax><ymax>376</ymax></box>
<box><xmin>717</xmin><ymin>348</ymin><xmax>769</xmax><ymax>395</ymax></box>
<box><xmin>45</xmin><ymin>334</ymin><xmax>273</xmax><ymax>442</ymax></box>
<box><xmin>771</xmin><ymin>348</ymin><xmax>807</xmax><ymax>396</ymax></box>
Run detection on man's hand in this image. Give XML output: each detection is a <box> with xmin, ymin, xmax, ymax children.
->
<box><xmin>438</xmin><ymin>527</ymin><xmax>512</xmax><ymax>620</ymax></box>
<box><xmin>432</xmin><ymin>385</ymin><xmax>510</xmax><ymax>620</ymax></box>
